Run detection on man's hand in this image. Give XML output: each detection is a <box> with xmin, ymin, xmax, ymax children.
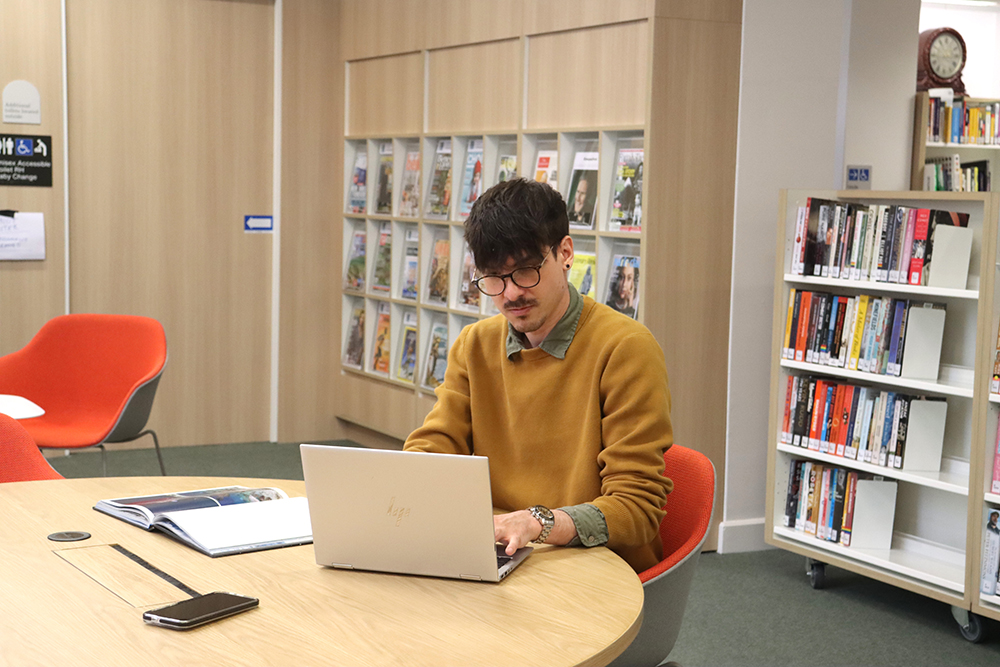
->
<box><xmin>494</xmin><ymin>508</ymin><xmax>577</xmax><ymax>556</ymax></box>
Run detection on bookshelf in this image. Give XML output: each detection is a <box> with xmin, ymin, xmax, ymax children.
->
<box><xmin>911</xmin><ymin>91</ymin><xmax>1000</xmax><ymax>192</ymax></box>
<box><xmin>765</xmin><ymin>189</ymin><xmax>1000</xmax><ymax>639</ymax></box>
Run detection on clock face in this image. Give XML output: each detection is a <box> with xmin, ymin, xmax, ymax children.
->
<box><xmin>929</xmin><ymin>33</ymin><xmax>963</xmax><ymax>79</ymax></box>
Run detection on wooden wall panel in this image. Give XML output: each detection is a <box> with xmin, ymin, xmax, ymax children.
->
<box><xmin>347</xmin><ymin>52</ymin><xmax>424</xmax><ymax>136</ymax></box>
<box><xmin>0</xmin><ymin>0</ymin><xmax>65</xmax><ymax>353</ymax></box>
<box><xmin>341</xmin><ymin>0</ymin><xmax>522</xmax><ymax>61</ymax></box>
<box><xmin>653</xmin><ymin>0</ymin><xmax>743</xmax><ymax>23</ymax></box>
<box><xmin>66</xmin><ymin>0</ymin><xmax>274</xmax><ymax>448</ymax></box>
<box><xmin>522</xmin><ymin>0</ymin><xmax>652</xmax><ymax>35</ymax></box>
<box><xmin>526</xmin><ymin>22</ymin><xmax>648</xmax><ymax>130</ymax></box>
<box><xmin>427</xmin><ymin>39</ymin><xmax>521</xmax><ymax>133</ymax></box>
<box><xmin>643</xmin><ymin>16</ymin><xmax>742</xmax><ymax>548</ymax></box>
<box><xmin>277</xmin><ymin>0</ymin><xmax>342</xmax><ymax>441</ymax></box>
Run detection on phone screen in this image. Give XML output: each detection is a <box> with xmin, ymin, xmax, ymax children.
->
<box><xmin>143</xmin><ymin>592</ymin><xmax>258</xmax><ymax>629</ymax></box>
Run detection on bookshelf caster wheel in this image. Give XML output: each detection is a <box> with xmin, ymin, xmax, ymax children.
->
<box><xmin>806</xmin><ymin>558</ymin><xmax>826</xmax><ymax>589</ymax></box>
<box><xmin>951</xmin><ymin>607</ymin><xmax>985</xmax><ymax>643</ymax></box>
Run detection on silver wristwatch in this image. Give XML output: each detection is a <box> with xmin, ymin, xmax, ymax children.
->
<box><xmin>528</xmin><ymin>505</ymin><xmax>555</xmax><ymax>544</ymax></box>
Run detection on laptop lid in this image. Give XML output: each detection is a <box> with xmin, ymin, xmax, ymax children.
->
<box><xmin>300</xmin><ymin>444</ymin><xmax>530</xmax><ymax>583</ymax></box>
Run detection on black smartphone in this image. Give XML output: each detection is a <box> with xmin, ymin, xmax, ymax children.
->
<box><xmin>142</xmin><ymin>592</ymin><xmax>259</xmax><ymax>630</ymax></box>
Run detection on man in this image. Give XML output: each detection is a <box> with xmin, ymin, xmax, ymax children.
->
<box><xmin>568</xmin><ymin>171</ymin><xmax>595</xmax><ymax>225</ymax></box>
<box><xmin>404</xmin><ymin>178</ymin><xmax>673</xmax><ymax>573</ymax></box>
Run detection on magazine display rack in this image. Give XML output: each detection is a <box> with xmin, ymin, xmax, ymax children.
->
<box><xmin>765</xmin><ymin>189</ymin><xmax>1000</xmax><ymax>641</ymax></box>
<box><xmin>341</xmin><ymin>131</ymin><xmax>643</xmax><ymax>394</ymax></box>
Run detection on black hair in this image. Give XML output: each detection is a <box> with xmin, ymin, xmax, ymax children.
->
<box><xmin>464</xmin><ymin>178</ymin><xmax>568</xmax><ymax>272</ymax></box>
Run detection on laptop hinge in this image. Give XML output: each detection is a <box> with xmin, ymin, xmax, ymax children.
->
<box><xmin>331</xmin><ymin>563</ymin><xmax>354</xmax><ymax>570</ymax></box>
<box><xmin>459</xmin><ymin>574</ymin><xmax>482</xmax><ymax>581</ymax></box>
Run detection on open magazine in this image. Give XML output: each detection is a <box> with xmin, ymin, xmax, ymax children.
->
<box><xmin>94</xmin><ymin>486</ymin><xmax>312</xmax><ymax>557</ymax></box>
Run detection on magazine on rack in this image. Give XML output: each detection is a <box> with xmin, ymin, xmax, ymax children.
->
<box><xmin>94</xmin><ymin>486</ymin><xmax>312</xmax><ymax>557</ymax></box>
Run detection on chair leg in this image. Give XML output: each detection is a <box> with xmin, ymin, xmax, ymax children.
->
<box><xmin>99</xmin><ymin>444</ymin><xmax>107</xmax><ymax>477</ymax></box>
<box><xmin>139</xmin><ymin>429</ymin><xmax>166</xmax><ymax>476</ymax></box>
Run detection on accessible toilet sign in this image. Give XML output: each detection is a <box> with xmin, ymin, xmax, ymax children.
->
<box><xmin>0</xmin><ymin>134</ymin><xmax>52</xmax><ymax>186</ymax></box>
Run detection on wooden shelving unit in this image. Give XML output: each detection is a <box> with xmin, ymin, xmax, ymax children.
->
<box><xmin>911</xmin><ymin>90</ymin><xmax>1000</xmax><ymax>192</ymax></box>
<box><xmin>766</xmin><ymin>189</ymin><xmax>1000</xmax><ymax>639</ymax></box>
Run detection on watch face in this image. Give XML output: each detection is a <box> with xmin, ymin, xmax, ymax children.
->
<box><xmin>930</xmin><ymin>33</ymin><xmax>963</xmax><ymax>79</ymax></box>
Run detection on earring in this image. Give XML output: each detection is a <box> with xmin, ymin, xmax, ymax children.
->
<box><xmin>565</xmin><ymin>263</ymin><xmax>571</xmax><ymax>269</ymax></box>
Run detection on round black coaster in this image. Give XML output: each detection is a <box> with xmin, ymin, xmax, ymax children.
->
<box><xmin>47</xmin><ymin>531</ymin><xmax>92</xmax><ymax>542</ymax></box>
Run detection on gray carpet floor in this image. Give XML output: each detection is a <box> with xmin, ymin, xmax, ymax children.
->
<box><xmin>47</xmin><ymin>442</ymin><xmax>1000</xmax><ymax>666</ymax></box>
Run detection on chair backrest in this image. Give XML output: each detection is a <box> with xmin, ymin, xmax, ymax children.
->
<box><xmin>0</xmin><ymin>414</ymin><xmax>63</xmax><ymax>482</ymax></box>
<box><xmin>0</xmin><ymin>314</ymin><xmax>167</xmax><ymax>444</ymax></box>
<box><xmin>641</xmin><ymin>443</ymin><xmax>716</xmax><ymax>583</ymax></box>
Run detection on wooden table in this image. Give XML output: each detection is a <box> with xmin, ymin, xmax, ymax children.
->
<box><xmin>1</xmin><ymin>477</ymin><xmax>643</xmax><ymax>667</ymax></box>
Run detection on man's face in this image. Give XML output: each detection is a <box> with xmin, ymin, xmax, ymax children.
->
<box><xmin>489</xmin><ymin>237</ymin><xmax>573</xmax><ymax>341</ymax></box>
<box><xmin>573</xmin><ymin>179</ymin><xmax>588</xmax><ymax>212</ymax></box>
<box><xmin>617</xmin><ymin>265</ymin><xmax>635</xmax><ymax>303</ymax></box>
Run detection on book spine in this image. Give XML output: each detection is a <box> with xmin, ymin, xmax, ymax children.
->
<box><xmin>893</xmin><ymin>395</ymin><xmax>910</xmax><ymax>469</ymax></box>
<box><xmin>836</xmin><ymin>296</ymin><xmax>856</xmax><ymax>368</ymax></box>
<box><xmin>848</xmin><ymin>295</ymin><xmax>869</xmax><ymax>371</ymax></box>
<box><xmin>879</xmin><ymin>393</ymin><xmax>897</xmax><ymax>467</ymax></box>
<box><xmin>858</xmin><ymin>298</ymin><xmax>880</xmax><ymax>372</ymax></box>
<box><xmin>795</xmin><ymin>291</ymin><xmax>812</xmax><ymax>362</ymax></box>
<box><xmin>840</xmin><ymin>471</ymin><xmax>858</xmax><ymax>546</ymax></box>
<box><xmin>804</xmin><ymin>464</ymin><xmax>820</xmax><ymax>535</ymax></box>
<box><xmin>981</xmin><ymin>521</ymin><xmax>1000</xmax><ymax>595</ymax></box>
<box><xmin>886</xmin><ymin>206</ymin><xmax>902</xmax><ymax>283</ymax></box>
<box><xmin>818</xmin><ymin>467</ymin><xmax>831</xmax><ymax>540</ymax></box>
<box><xmin>837</xmin><ymin>385</ymin><xmax>856</xmax><ymax>458</ymax></box>
<box><xmin>793</xmin><ymin>376</ymin><xmax>812</xmax><ymax>448</ymax></box>
<box><xmin>809</xmin><ymin>379</ymin><xmax>825</xmax><ymax>451</ymax></box>
<box><xmin>806</xmin><ymin>293</ymin><xmax>823</xmax><ymax>364</ymax></box>
<box><xmin>819</xmin><ymin>383</ymin><xmax>835</xmax><ymax>453</ymax></box>
<box><xmin>784</xmin><ymin>460</ymin><xmax>802</xmax><ymax>528</ymax></box>
<box><xmin>856</xmin><ymin>394</ymin><xmax>875</xmax><ymax>463</ymax></box>
<box><xmin>827</xmin><ymin>205</ymin><xmax>842</xmax><ymax>278</ymax></box>
<box><xmin>849</xmin><ymin>209</ymin><xmax>866</xmax><ymax>280</ymax></box>
<box><xmin>792</xmin><ymin>206</ymin><xmax>807</xmax><ymax>275</ymax></box>
<box><xmin>886</xmin><ymin>299</ymin><xmax>905</xmax><ymax>376</ymax></box>
<box><xmin>784</xmin><ymin>288</ymin><xmax>797</xmax><ymax>359</ymax></box>
<box><xmin>782</xmin><ymin>375</ymin><xmax>795</xmax><ymax>443</ymax></box>
<box><xmin>875</xmin><ymin>205</ymin><xmax>890</xmax><ymax>282</ymax></box>
<box><xmin>831</xmin><ymin>468</ymin><xmax>846</xmax><ymax>543</ymax></box>
<box><xmin>846</xmin><ymin>387</ymin><xmax>866</xmax><ymax>460</ymax></box>
<box><xmin>830</xmin><ymin>297</ymin><xmax>847</xmax><ymax>366</ymax></box>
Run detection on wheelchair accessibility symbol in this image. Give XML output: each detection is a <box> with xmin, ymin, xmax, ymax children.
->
<box><xmin>15</xmin><ymin>138</ymin><xmax>33</xmax><ymax>156</ymax></box>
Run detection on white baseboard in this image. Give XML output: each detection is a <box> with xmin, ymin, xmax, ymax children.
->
<box><xmin>717</xmin><ymin>517</ymin><xmax>772</xmax><ymax>553</ymax></box>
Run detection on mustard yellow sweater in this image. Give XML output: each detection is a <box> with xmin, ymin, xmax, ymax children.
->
<box><xmin>404</xmin><ymin>296</ymin><xmax>673</xmax><ymax>572</ymax></box>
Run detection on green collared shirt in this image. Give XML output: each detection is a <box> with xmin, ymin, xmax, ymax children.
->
<box><xmin>503</xmin><ymin>283</ymin><xmax>609</xmax><ymax>548</ymax></box>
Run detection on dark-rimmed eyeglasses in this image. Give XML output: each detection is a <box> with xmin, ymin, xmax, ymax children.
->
<box><xmin>472</xmin><ymin>253</ymin><xmax>550</xmax><ymax>297</ymax></box>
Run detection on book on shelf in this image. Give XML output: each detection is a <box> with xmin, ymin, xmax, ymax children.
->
<box><xmin>783</xmin><ymin>458</ymin><xmax>890</xmax><ymax>548</ymax></box>
<box><xmin>425</xmin><ymin>139</ymin><xmax>452</xmax><ymax>219</ymax></box>
<box><xmin>458</xmin><ymin>242</ymin><xmax>480</xmax><ymax>311</ymax></box>
<box><xmin>567</xmin><ymin>151</ymin><xmax>599</xmax><ymax>230</ymax></box>
<box><xmin>426</xmin><ymin>231</ymin><xmax>450</xmax><ymax>305</ymax></box>
<box><xmin>344</xmin><ymin>229</ymin><xmax>366</xmax><ymax>290</ymax></box>
<box><xmin>924</xmin><ymin>154</ymin><xmax>961</xmax><ymax>192</ymax></box>
<box><xmin>982</xmin><ymin>508</ymin><xmax>1000</xmax><ymax>595</ymax></box>
<box><xmin>568</xmin><ymin>251</ymin><xmax>597</xmax><ymax>299</ymax></box>
<box><xmin>605</xmin><ymin>255</ymin><xmax>639</xmax><ymax>320</ymax></box>
<box><xmin>371</xmin><ymin>222</ymin><xmax>392</xmax><ymax>292</ymax></box>
<box><xmin>400</xmin><ymin>227</ymin><xmax>419</xmax><ymax>300</ymax></box>
<box><xmin>924</xmin><ymin>93</ymin><xmax>1000</xmax><ymax>146</ymax></box>
<box><xmin>497</xmin><ymin>154</ymin><xmax>517</xmax><ymax>183</ymax></box>
<box><xmin>781</xmin><ymin>374</ymin><xmax>946</xmax><ymax>471</ymax></box>
<box><xmin>370</xmin><ymin>303</ymin><xmax>391</xmax><ymax>374</ymax></box>
<box><xmin>533</xmin><ymin>150</ymin><xmax>558</xmax><ymax>189</ymax></box>
<box><xmin>609</xmin><ymin>147</ymin><xmax>643</xmax><ymax>232</ymax></box>
<box><xmin>375</xmin><ymin>141</ymin><xmax>393</xmax><ymax>214</ymax></box>
<box><xmin>789</xmin><ymin>200</ymin><xmax>973</xmax><ymax>291</ymax></box>
<box><xmin>94</xmin><ymin>486</ymin><xmax>311</xmax><ymax>558</ymax></box>
<box><xmin>342</xmin><ymin>305</ymin><xmax>365</xmax><ymax>369</ymax></box>
<box><xmin>458</xmin><ymin>139</ymin><xmax>483</xmax><ymax>219</ymax></box>
<box><xmin>348</xmin><ymin>151</ymin><xmax>367</xmax><ymax>213</ymax></box>
<box><xmin>422</xmin><ymin>321</ymin><xmax>449</xmax><ymax>390</ymax></box>
<box><xmin>396</xmin><ymin>311</ymin><xmax>418</xmax><ymax>383</ymax></box>
<box><xmin>399</xmin><ymin>151</ymin><xmax>421</xmax><ymax>217</ymax></box>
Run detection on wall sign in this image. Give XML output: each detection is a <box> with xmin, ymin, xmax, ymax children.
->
<box><xmin>846</xmin><ymin>165</ymin><xmax>872</xmax><ymax>190</ymax></box>
<box><xmin>0</xmin><ymin>134</ymin><xmax>52</xmax><ymax>187</ymax></box>
<box><xmin>0</xmin><ymin>211</ymin><xmax>45</xmax><ymax>260</ymax></box>
<box><xmin>244</xmin><ymin>215</ymin><xmax>273</xmax><ymax>233</ymax></box>
<box><xmin>3</xmin><ymin>80</ymin><xmax>41</xmax><ymax>125</ymax></box>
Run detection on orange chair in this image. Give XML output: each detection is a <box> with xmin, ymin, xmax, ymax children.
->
<box><xmin>0</xmin><ymin>413</ymin><xmax>63</xmax><ymax>482</ymax></box>
<box><xmin>0</xmin><ymin>314</ymin><xmax>167</xmax><ymax>475</ymax></box>
<box><xmin>608</xmin><ymin>444</ymin><xmax>716</xmax><ymax>667</ymax></box>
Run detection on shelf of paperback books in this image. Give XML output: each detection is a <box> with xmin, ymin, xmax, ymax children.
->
<box><xmin>768</xmin><ymin>190</ymin><xmax>1000</xmax><ymax>609</ymax></box>
<box><xmin>912</xmin><ymin>91</ymin><xmax>998</xmax><ymax>192</ymax></box>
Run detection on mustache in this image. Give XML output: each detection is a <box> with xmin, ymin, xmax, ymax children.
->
<box><xmin>504</xmin><ymin>298</ymin><xmax>537</xmax><ymax>310</ymax></box>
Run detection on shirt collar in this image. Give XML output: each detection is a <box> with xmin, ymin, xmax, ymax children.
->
<box><xmin>505</xmin><ymin>283</ymin><xmax>583</xmax><ymax>360</ymax></box>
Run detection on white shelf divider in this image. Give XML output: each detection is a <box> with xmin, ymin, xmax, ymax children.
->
<box><xmin>783</xmin><ymin>274</ymin><xmax>978</xmax><ymax>301</ymax></box>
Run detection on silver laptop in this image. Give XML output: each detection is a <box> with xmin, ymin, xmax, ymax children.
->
<box><xmin>300</xmin><ymin>444</ymin><xmax>532</xmax><ymax>582</ymax></box>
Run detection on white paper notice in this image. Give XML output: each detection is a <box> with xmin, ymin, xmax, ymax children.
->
<box><xmin>0</xmin><ymin>212</ymin><xmax>45</xmax><ymax>260</ymax></box>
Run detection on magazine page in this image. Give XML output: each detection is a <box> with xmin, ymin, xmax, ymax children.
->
<box><xmin>155</xmin><ymin>496</ymin><xmax>312</xmax><ymax>557</ymax></box>
<box><xmin>95</xmin><ymin>486</ymin><xmax>285</xmax><ymax>528</ymax></box>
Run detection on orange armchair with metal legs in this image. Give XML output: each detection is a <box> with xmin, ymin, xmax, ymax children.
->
<box><xmin>0</xmin><ymin>314</ymin><xmax>167</xmax><ymax>476</ymax></box>
<box><xmin>608</xmin><ymin>444</ymin><xmax>716</xmax><ymax>667</ymax></box>
<box><xmin>0</xmin><ymin>413</ymin><xmax>62</xmax><ymax>482</ymax></box>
